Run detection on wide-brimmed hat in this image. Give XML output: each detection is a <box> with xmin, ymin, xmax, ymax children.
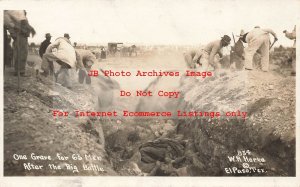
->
<box><xmin>241</xmin><ymin>32</ymin><xmax>249</xmax><ymax>43</ymax></box>
<box><xmin>45</xmin><ymin>33</ymin><xmax>51</xmax><ymax>38</ymax></box>
<box><xmin>236</xmin><ymin>30</ymin><xmax>245</xmax><ymax>37</ymax></box>
<box><xmin>221</xmin><ymin>35</ymin><xmax>231</xmax><ymax>44</ymax></box>
<box><xmin>64</xmin><ymin>33</ymin><xmax>70</xmax><ymax>39</ymax></box>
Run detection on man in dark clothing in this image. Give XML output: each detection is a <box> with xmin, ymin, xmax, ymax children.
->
<box><xmin>100</xmin><ymin>47</ymin><xmax>106</xmax><ymax>59</ymax></box>
<box><xmin>39</xmin><ymin>33</ymin><xmax>51</xmax><ymax>58</ymax></box>
<box><xmin>4</xmin><ymin>30</ymin><xmax>13</xmax><ymax>67</ymax></box>
<box><xmin>230</xmin><ymin>30</ymin><xmax>246</xmax><ymax>69</ymax></box>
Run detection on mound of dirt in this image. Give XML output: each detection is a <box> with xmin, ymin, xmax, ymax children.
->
<box><xmin>4</xmin><ymin>68</ymin><xmax>116</xmax><ymax>176</ymax></box>
<box><xmin>175</xmin><ymin>70</ymin><xmax>295</xmax><ymax>176</ymax></box>
<box><xmin>134</xmin><ymin>68</ymin><xmax>295</xmax><ymax>176</ymax></box>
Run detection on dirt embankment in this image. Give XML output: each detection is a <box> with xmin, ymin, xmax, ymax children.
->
<box><xmin>4</xmin><ymin>67</ymin><xmax>116</xmax><ymax>176</ymax></box>
<box><xmin>175</xmin><ymin>70</ymin><xmax>295</xmax><ymax>176</ymax></box>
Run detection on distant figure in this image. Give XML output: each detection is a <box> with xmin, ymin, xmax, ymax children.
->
<box><xmin>283</xmin><ymin>25</ymin><xmax>296</xmax><ymax>48</ymax></box>
<box><xmin>75</xmin><ymin>49</ymin><xmax>97</xmax><ymax>84</ymax></box>
<box><xmin>101</xmin><ymin>48</ymin><xmax>106</xmax><ymax>59</ymax></box>
<box><xmin>41</xmin><ymin>34</ymin><xmax>77</xmax><ymax>89</ymax></box>
<box><xmin>4</xmin><ymin>10</ymin><xmax>36</xmax><ymax>76</ymax></box>
<box><xmin>39</xmin><ymin>33</ymin><xmax>52</xmax><ymax>58</ymax></box>
<box><xmin>283</xmin><ymin>25</ymin><xmax>296</xmax><ymax>75</ymax></box>
<box><xmin>244</xmin><ymin>26</ymin><xmax>278</xmax><ymax>72</ymax></box>
<box><xmin>190</xmin><ymin>35</ymin><xmax>231</xmax><ymax>70</ymax></box>
<box><xmin>129</xmin><ymin>45</ymin><xmax>137</xmax><ymax>57</ymax></box>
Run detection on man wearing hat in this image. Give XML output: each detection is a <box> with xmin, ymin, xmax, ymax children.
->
<box><xmin>64</xmin><ymin>33</ymin><xmax>71</xmax><ymax>40</ymax></box>
<box><xmin>41</xmin><ymin>34</ymin><xmax>76</xmax><ymax>89</ymax></box>
<box><xmin>39</xmin><ymin>33</ymin><xmax>52</xmax><ymax>58</ymax></box>
<box><xmin>283</xmin><ymin>25</ymin><xmax>296</xmax><ymax>48</ymax></box>
<box><xmin>75</xmin><ymin>49</ymin><xmax>97</xmax><ymax>85</ymax></box>
<box><xmin>243</xmin><ymin>26</ymin><xmax>278</xmax><ymax>72</ymax></box>
<box><xmin>191</xmin><ymin>35</ymin><xmax>231</xmax><ymax>71</ymax></box>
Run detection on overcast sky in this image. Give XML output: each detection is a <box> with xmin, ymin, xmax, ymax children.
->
<box><xmin>2</xmin><ymin>0</ymin><xmax>300</xmax><ymax>46</ymax></box>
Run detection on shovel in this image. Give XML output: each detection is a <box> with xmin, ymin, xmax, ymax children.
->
<box><xmin>269</xmin><ymin>39</ymin><xmax>277</xmax><ymax>50</ymax></box>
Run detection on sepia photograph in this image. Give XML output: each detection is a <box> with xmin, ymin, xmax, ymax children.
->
<box><xmin>1</xmin><ymin>0</ymin><xmax>299</xmax><ymax>186</ymax></box>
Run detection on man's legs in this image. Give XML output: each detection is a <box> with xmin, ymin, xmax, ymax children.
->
<box><xmin>259</xmin><ymin>36</ymin><xmax>270</xmax><ymax>72</ymax></box>
<box><xmin>184</xmin><ymin>53</ymin><xmax>195</xmax><ymax>69</ymax></box>
<box><xmin>291</xmin><ymin>48</ymin><xmax>296</xmax><ymax>75</ymax></box>
<box><xmin>85</xmin><ymin>66</ymin><xmax>91</xmax><ymax>84</ymax></box>
<box><xmin>78</xmin><ymin>69</ymin><xmax>86</xmax><ymax>84</ymax></box>
<box><xmin>199</xmin><ymin>51</ymin><xmax>210</xmax><ymax>71</ymax></box>
<box><xmin>244</xmin><ymin>39</ymin><xmax>261</xmax><ymax>70</ymax></box>
<box><xmin>42</xmin><ymin>54</ymin><xmax>73</xmax><ymax>89</ymax></box>
<box><xmin>79</xmin><ymin>65</ymin><xmax>91</xmax><ymax>84</ymax></box>
<box><xmin>42</xmin><ymin>52</ymin><xmax>59</xmax><ymax>75</ymax></box>
<box><xmin>85</xmin><ymin>73</ymin><xmax>91</xmax><ymax>84</ymax></box>
<box><xmin>14</xmin><ymin>34</ymin><xmax>28</xmax><ymax>74</ymax></box>
<box><xmin>60</xmin><ymin>68</ymin><xmax>72</xmax><ymax>89</ymax></box>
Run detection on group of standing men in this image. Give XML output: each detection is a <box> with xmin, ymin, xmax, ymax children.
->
<box><xmin>185</xmin><ymin>26</ymin><xmax>295</xmax><ymax>74</ymax></box>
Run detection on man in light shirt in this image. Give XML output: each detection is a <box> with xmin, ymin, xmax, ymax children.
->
<box><xmin>184</xmin><ymin>49</ymin><xmax>201</xmax><ymax>69</ymax></box>
<box><xmin>244</xmin><ymin>26</ymin><xmax>278</xmax><ymax>72</ymax></box>
<box><xmin>283</xmin><ymin>25</ymin><xmax>296</xmax><ymax>48</ymax></box>
<box><xmin>192</xmin><ymin>35</ymin><xmax>231</xmax><ymax>71</ymax></box>
<box><xmin>41</xmin><ymin>34</ymin><xmax>77</xmax><ymax>89</ymax></box>
<box><xmin>75</xmin><ymin>49</ymin><xmax>97</xmax><ymax>84</ymax></box>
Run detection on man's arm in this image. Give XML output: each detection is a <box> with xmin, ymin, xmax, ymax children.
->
<box><xmin>45</xmin><ymin>40</ymin><xmax>60</xmax><ymax>54</ymax></box>
<box><xmin>192</xmin><ymin>50</ymin><xmax>201</xmax><ymax>64</ymax></box>
<box><xmin>17</xmin><ymin>19</ymin><xmax>35</xmax><ymax>37</ymax></box>
<box><xmin>209</xmin><ymin>45</ymin><xmax>219</xmax><ymax>67</ymax></box>
<box><xmin>87</xmin><ymin>51</ymin><xmax>97</xmax><ymax>64</ymax></box>
<box><xmin>263</xmin><ymin>28</ymin><xmax>278</xmax><ymax>40</ymax></box>
<box><xmin>27</xmin><ymin>22</ymin><xmax>36</xmax><ymax>37</ymax></box>
<box><xmin>49</xmin><ymin>39</ymin><xmax>60</xmax><ymax>51</ymax></box>
<box><xmin>217</xmin><ymin>50</ymin><xmax>223</xmax><ymax>58</ymax></box>
<box><xmin>4</xmin><ymin>10</ymin><xmax>27</xmax><ymax>29</ymax></box>
<box><xmin>4</xmin><ymin>11</ymin><xmax>35</xmax><ymax>37</ymax></box>
<box><xmin>39</xmin><ymin>42</ymin><xmax>44</xmax><ymax>57</ymax></box>
<box><xmin>75</xmin><ymin>51</ymin><xmax>85</xmax><ymax>70</ymax></box>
